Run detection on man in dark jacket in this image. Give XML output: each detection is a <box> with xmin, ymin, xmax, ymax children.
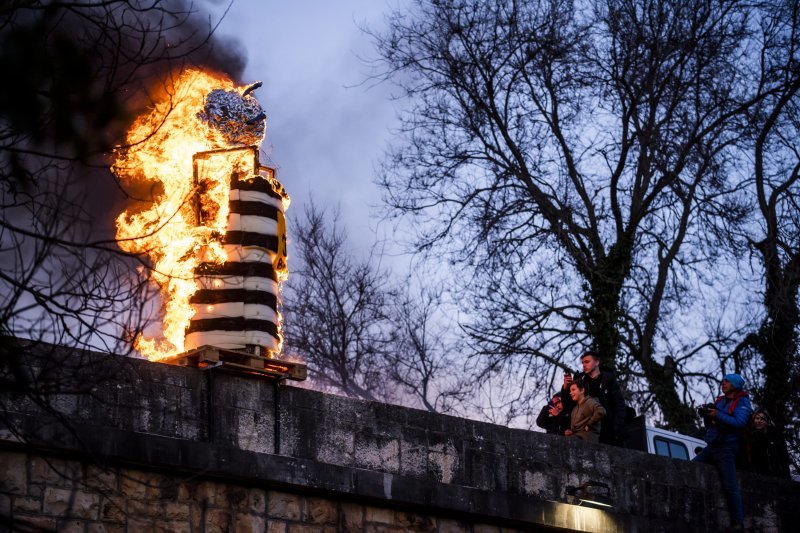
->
<box><xmin>693</xmin><ymin>373</ymin><xmax>752</xmax><ymax>529</ymax></box>
<box><xmin>536</xmin><ymin>392</ymin><xmax>570</xmax><ymax>435</ymax></box>
<box><xmin>561</xmin><ymin>351</ymin><xmax>627</xmax><ymax>446</ymax></box>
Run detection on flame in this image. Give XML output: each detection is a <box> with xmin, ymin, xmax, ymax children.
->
<box><xmin>114</xmin><ymin>69</ymin><xmax>260</xmax><ymax>360</ymax></box>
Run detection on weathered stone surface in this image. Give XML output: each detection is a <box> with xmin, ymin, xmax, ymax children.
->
<box><xmin>364</xmin><ymin>505</ymin><xmax>394</xmax><ymax>525</ymax></box>
<box><xmin>11</xmin><ymin>515</ymin><xmax>57</xmax><ymax>531</ymax></box>
<box><xmin>0</xmin><ymin>493</ymin><xmax>10</xmax><ymax>516</ymax></box>
<box><xmin>247</xmin><ymin>488</ymin><xmax>266</xmax><ymax>513</ymax></box>
<box><xmin>43</xmin><ymin>487</ymin><xmax>100</xmax><ymax>519</ymax></box>
<box><xmin>287</xmin><ymin>524</ymin><xmax>324</xmax><ymax>533</ymax></box>
<box><xmin>235</xmin><ymin>513</ymin><xmax>266</xmax><ymax>533</ymax></box>
<box><xmin>155</xmin><ymin>519</ymin><xmax>190</xmax><ymax>533</ymax></box>
<box><xmin>13</xmin><ymin>495</ymin><xmax>41</xmax><ymax>513</ymax></box>
<box><xmin>1</xmin><ymin>347</ymin><xmax>798</xmax><ymax>533</ymax></box>
<box><xmin>57</xmin><ymin>519</ymin><xmax>87</xmax><ymax>533</ymax></box>
<box><xmin>306</xmin><ymin>497</ymin><xmax>337</xmax><ymax>524</ymax></box>
<box><xmin>30</xmin><ymin>456</ymin><xmax>81</xmax><ymax>487</ymax></box>
<box><xmin>87</xmin><ymin>521</ymin><xmax>127</xmax><ymax>533</ymax></box>
<box><xmin>0</xmin><ymin>451</ymin><xmax>26</xmax><ymax>493</ymax></box>
<box><xmin>340</xmin><ymin>502</ymin><xmax>364</xmax><ymax>532</ymax></box>
<box><xmin>437</xmin><ymin>518</ymin><xmax>470</xmax><ymax>533</ymax></box>
<box><xmin>267</xmin><ymin>491</ymin><xmax>303</xmax><ymax>520</ymax></box>
<box><xmin>164</xmin><ymin>501</ymin><xmax>190</xmax><ymax>521</ymax></box>
<box><xmin>266</xmin><ymin>519</ymin><xmax>288</xmax><ymax>533</ymax></box>
<box><xmin>205</xmin><ymin>509</ymin><xmax>233</xmax><ymax>533</ymax></box>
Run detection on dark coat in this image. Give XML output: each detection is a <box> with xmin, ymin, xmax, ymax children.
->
<box><xmin>562</xmin><ymin>370</ymin><xmax>627</xmax><ymax>444</ymax></box>
<box><xmin>739</xmin><ymin>426</ymin><xmax>791</xmax><ymax>479</ymax></box>
<box><xmin>536</xmin><ymin>402</ymin><xmax>571</xmax><ymax>435</ymax></box>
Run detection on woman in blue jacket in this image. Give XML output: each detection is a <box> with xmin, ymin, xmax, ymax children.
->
<box><xmin>693</xmin><ymin>373</ymin><xmax>752</xmax><ymax>529</ymax></box>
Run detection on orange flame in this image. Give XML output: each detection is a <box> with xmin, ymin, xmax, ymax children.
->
<box><xmin>113</xmin><ymin>69</ymin><xmax>264</xmax><ymax>360</ymax></box>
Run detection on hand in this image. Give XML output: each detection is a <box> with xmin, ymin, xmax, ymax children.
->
<box><xmin>564</xmin><ymin>429</ymin><xmax>573</xmax><ymax>436</ymax></box>
<box><xmin>707</xmin><ymin>408</ymin><xmax>718</xmax><ymax>419</ymax></box>
<box><xmin>584</xmin><ymin>426</ymin><xmax>590</xmax><ymax>432</ymax></box>
<box><xmin>548</xmin><ymin>405</ymin><xmax>562</xmax><ymax>417</ymax></box>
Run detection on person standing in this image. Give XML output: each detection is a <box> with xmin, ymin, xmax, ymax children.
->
<box><xmin>564</xmin><ymin>379</ymin><xmax>606</xmax><ymax>443</ymax></box>
<box><xmin>536</xmin><ymin>392</ymin><xmax>570</xmax><ymax>435</ymax></box>
<box><xmin>739</xmin><ymin>408</ymin><xmax>791</xmax><ymax>479</ymax></box>
<box><xmin>561</xmin><ymin>351</ymin><xmax>628</xmax><ymax>445</ymax></box>
<box><xmin>693</xmin><ymin>373</ymin><xmax>752</xmax><ymax>529</ymax></box>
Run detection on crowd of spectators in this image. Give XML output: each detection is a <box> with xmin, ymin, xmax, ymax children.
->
<box><xmin>536</xmin><ymin>351</ymin><xmax>792</xmax><ymax>529</ymax></box>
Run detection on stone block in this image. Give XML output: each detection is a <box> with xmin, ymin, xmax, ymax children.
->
<box><xmin>84</xmin><ymin>465</ymin><xmax>117</xmax><ymax>491</ymax></box>
<box><xmin>127</xmin><ymin>517</ymin><xmax>155</xmax><ymax>531</ymax></box>
<box><xmin>87</xmin><ymin>522</ymin><xmax>127</xmax><ymax>533</ymax></box>
<box><xmin>234</xmin><ymin>409</ymin><xmax>272</xmax><ymax>453</ymax></box>
<box><xmin>99</xmin><ymin>495</ymin><xmax>127</xmax><ymax>523</ymax></box>
<box><xmin>190</xmin><ymin>505</ymin><xmax>203</xmax><ymax>531</ymax></box>
<box><xmin>30</xmin><ymin>456</ymin><xmax>81</xmax><ymax>487</ymax></box>
<box><xmin>43</xmin><ymin>487</ymin><xmax>100</xmax><ymax>519</ymax></box>
<box><xmin>248</xmin><ymin>488</ymin><xmax>266</xmax><ymax>513</ymax></box>
<box><xmin>287</xmin><ymin>525</ymin><xmax>323</xmax><ymax>533</ymax></box>
<box><xmin>267</xmin><ymin>491</ymin><xmax>302</xmax><ymax>520</ymax></box>
<box><xmin>398</xmin><ymin>438</ymin><xmax>428</xmax><ymax>477</ymax></box>
<box><xmin>164</xmin><ymin>501</ymin><xmax>190</xmax><ymax>521</ymax></box>
<box><xmin>340</xmin><ymin>502</ymin><xmax>363</xmax><ymax>532</ymax></box>
<box><xmin>0</xmin><ymin>492</ymin><xmax>10</xmax><ymax>516</ymax></box>
<box><xmin>364</xmin><ymin>506</ymin><xmax>394</xmax><ymax>525</ymax></box>
<box><xmin>266</xmin><ymin>520</ymin><xmax>288</xmax><ymax>533</ymax></box>
<box><xmin>205</xmin><ymin>509</ymin><xmax>233</xmax><ymax>533</ymax></box>
<box><xmin>354</xmin><ymin>434</ymin><xmax>400</xmax><ymax>473</ymax></box>
<box><xmin>127</xmin><ymin>499</ymin><xmax>163</xmax><ymax>517</ymax></box>
<box><xmin>193</xmin><ymin>480</ymin><xmax>218</xmax><ymax>505</ymax></box>
<box><xmin>12</xmin><ymin>515</ymin><xmax>57</xmax><ymax>531</ymax></box>
<box><xmin>155</xmin><ymin>520</ymin><xmax>190</xmax><ymax>533</ymax></box>
<box><xmin>56</xmin><ymin>519</ymin><xmax>86</xmax><ymax>533</ymax></box>
<box><xmin>0</xmin><ymin>451</ymin><xmax>27</xmax><ymax>493</ymax></box>
<box><xmin>395</xmin><ymin>511</ymin><xmax>435</xmax><ymax>531</ymax></box>
<box><xmin>177</xmin><ymin>481</ymin><xmax>192</xmax><ymax>501</ymax></box>
<box><xmin>13</xmin><ymin>495</ymin><xmax>41</xmax><ymax>513</ymax></box>
<box><xmin>306</xmin><ymin>497</ymin><xmax>336</xmax><ymax>524</ymax></box>
<box><xmin>235</xmin><ymin>513</ymin><xmax>265</xmax><ymax>533</ymax></box>
<box><xmin>437</xmin><ymin>517</ymin><xmax>469</xmax><ymax>533</ymax></box>
<box><xmin>316</xmin><ymin>427</ymin><xmax>355</xmax><ymax>465</ymax></box>
<box><xmin>220</xmin><ymin>485</ymin><xmax>249</xmax><ymax>509</ymax></box>
<box><xmin>119</xmin><ymin>471</ymin><xmax>151</xmax><ymax>499</ymax></box>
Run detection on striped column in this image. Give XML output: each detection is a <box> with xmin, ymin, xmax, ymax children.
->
<box><xmin>185</xmin><ymin>169</ymin><xmax>288</xmax><ymax>355</ymax></box>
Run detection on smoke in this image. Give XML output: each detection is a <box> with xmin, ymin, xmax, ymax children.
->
<box><xmin>0</xmin><ymin>1</ymin><xmax>252</xmax><ymax>238</ymax></box>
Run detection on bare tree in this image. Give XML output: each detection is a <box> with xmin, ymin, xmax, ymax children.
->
<box><xmin>370</xmin><ymin>0</ymin><xmax>773</xmax><ymax>431</ymax></box>
<box><xmin>283</xmin><ymin>202</ymin><xmax>473</xmax><ymax>412</ymax></box>
<box><xmin>726</xmin><ymin>1</ymin><xmax>800</xmax><ymax>475</ymax></box>
<box><xmin>282</xmin><ymin>202</ymin><xmax>393</xmax><ymax>401</ymax></box>
<box><xmin>0</xmin><ymin>0</ymin><xmax>245</xmax><ymax>452</ymax></box>
<box><xmin>384</xmin><ymin>277</ymin><xmax>469</xmax><ymax>413</ymax></box>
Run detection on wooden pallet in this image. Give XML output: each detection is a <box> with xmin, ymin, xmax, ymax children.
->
<box><xmin>162</xmin><ymin>346</ymin><xmax>307</xmax><ymax>381</ymax></box>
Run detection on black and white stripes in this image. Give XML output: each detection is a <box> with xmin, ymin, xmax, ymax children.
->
<box><xmin>185</xmin><ymin>169</ymin><xmax>288</xmax><ymax>353</ymax></box>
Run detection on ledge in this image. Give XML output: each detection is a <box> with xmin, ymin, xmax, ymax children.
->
<box><xmin>0</xmin><ymin>412</ymin><xmax>664</xmax><ymax>532</ymax></box>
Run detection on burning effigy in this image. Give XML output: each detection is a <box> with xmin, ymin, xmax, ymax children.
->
<box><xmin>113</xmin><ymin>70</ymin><xmax>290</xmax><ymax>367</ymax></box>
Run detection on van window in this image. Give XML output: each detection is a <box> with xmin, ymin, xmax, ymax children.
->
<box><xmin>653</xmin><ymin>436</ymin><xmax>689</xmax><ymax>460</ymax></box>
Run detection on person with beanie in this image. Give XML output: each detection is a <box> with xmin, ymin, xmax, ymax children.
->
<box><xmin>693</xmin><ymin>373</ymin><xmax>752</xmax><ymax>529</ymax></box>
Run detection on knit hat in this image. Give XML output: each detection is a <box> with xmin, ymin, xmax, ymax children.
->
<box><xmin>723</xmin><ymin>373</ymin><xmax>745</xmax><ymax>390</ymax></box>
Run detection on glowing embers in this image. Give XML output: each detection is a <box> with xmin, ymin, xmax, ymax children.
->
<box><xmin>162</xmin><ymin>345</ymin><xmax>307</xmax><ymax>381</ymax></box>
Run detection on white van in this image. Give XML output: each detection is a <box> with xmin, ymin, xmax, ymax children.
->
<box><xmin>624</xmin><ymin>416</ymin><xmax>706</xmax><ymax>460</ymax></box>
<box><xmin>645</xmin><ymin>425</ymin><xmax>707</xmax><ymax>460</ymax></box>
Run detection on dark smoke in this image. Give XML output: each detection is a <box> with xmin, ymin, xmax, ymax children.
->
<box><xmin>0</xmin><ymin>0</ymin><xmax>250</xmax><ymax>238</ymax></box>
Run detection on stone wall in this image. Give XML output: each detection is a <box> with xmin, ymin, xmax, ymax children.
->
<box><xmin>1</xmin><ymin>343</ymin><xmax>798</xmax><ymax>532</ymax></box>
<box><xmin>0</xmin><ymin>449</ymin><xmax>515</xmax><ymax>533</ymax></box>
